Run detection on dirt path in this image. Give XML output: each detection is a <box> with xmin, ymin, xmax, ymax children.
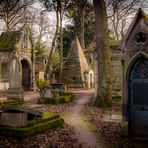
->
<box><xmin>64</xmin><ymin>89</ymin><xmax>105</xmax><ymax>148</ymax></box>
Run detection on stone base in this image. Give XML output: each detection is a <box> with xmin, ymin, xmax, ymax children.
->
<box><xmin>0</xmin><ymin>112</ymin><xmax>27</xmax><ymax>127</ymax></box>
<box><xmin>7</xmin><ymin>87</ymin><xmax>24</xmax><ymax>101</ymax></box>
<box><xmin>121</xmin><ymin>121</ymin><xmax>128</xmax><ymax>137</ymax></box>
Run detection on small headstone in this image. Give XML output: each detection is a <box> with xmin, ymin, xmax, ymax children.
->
<box><xmin>41</xmin><ymin>88</ymin><xmax>53</xmax><ymax>98</ymax></box>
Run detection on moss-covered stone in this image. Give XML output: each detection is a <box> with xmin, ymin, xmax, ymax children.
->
<box><xmin>0</xmin><ymin>112</ymin><xmax>64</xmax><ymax>138</ymax></box>
<box><xmin>0</xmin><ymin>100</ymin><xmax>23</xmax><ymax>106</ymax></box>
<box><xmin>38</xmin><ymin>93</ymin><xmax>74</xmax><ymax>104</ymax></box>
<box><xmin>109</xmin><ymin>40</ymin><xmax>121</xmax><ymax>46</ymax></box>
<box><xmin>0</xmin><ymin>31</ymin><xmax>21</xmax><ymax>52</ymax></box>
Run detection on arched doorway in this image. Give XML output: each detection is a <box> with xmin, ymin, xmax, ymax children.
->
<box><xmin>129</xmin><ymin>57</ymin><xmax>148</xmax><ymax>136</ymax></box>
<box><xmin>21</xmin><ymin>60</ymin><xmax>31</xmax><ymax>91</ymax></box>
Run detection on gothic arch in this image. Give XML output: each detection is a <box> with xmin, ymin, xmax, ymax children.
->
<box><xmin>126</xmin><ymin>52</ymin><xmax>148</xmax><ymax>136</ymax></box>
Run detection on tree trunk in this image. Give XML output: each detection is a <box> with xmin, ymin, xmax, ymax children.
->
<box><xmin>93</xmin><ymin>0</ymin><xmax>112</xmax><ymax>105</ymax></box>
<box><xmin>59</xmin><ymin>10</ymin><xmax>63</xmax><ymax>82</ymax></box>
<box><xmin>45</xmin><ymin>10</ymin><xmax>59</xmax><ymax>81</ymax></box>
<box><xmin>75</xmin><ymin>7</ymin><xmax>85</xmax><ymax>50</ymax></box>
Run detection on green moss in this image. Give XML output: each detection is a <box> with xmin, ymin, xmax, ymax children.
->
<box><xmin>109</xmin><ymin>40</ymin><xmax>121</xmax><ymax>46</ymax></box>
<box><xmin>64</xmin><ymin>94</ymin><xmax>74</xmax><ymax>102</ymax></box>
<box><xmin>83</xmin><ymin>116</ymin><xmax>97</xmax><ymax>132</ymax></box>
<box><xmin>0</xmin><ymin>31</ymin><xmax>20</xmax><ymax>52</ymax></box>
<box><xmin>0</xmin><ymin>100</ymin><xmax>23</xmax><ymax>106</ymax></box>
<box><xmin>42</xmin><ymin>112</ymin><xmax>55</xmax><ymax>119</ymax></box>
<box><xmin>36</xmin><ymin>79</ymin><xmax>50</xmax><ymax>90</ymax></box>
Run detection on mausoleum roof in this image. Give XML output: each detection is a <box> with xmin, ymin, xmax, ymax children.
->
<box><xmin>0</xmin><ymin>31</ymin><xmax>21</xmax><ymax>52</ymax></box>
<box><xmin>122</xmin><ymin>8</ymin><xmax>148</xmax><ymax>48</ymax></box>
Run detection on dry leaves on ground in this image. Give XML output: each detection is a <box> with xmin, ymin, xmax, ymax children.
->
<box><xmin>0</xmin><ymin>124</ymin><xmax>81</xmax><ymax>148</ymax></box>
<box><xmin>84</xmin><ymin>105</ymin><xmax>131</xmax><ymax>148</ymax></box>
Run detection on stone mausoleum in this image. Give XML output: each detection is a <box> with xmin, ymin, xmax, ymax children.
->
<box><xmin>122</xmin><ymin>9</ymin><xmax>148</xmax><ymax>137</ymax></box>
<box><xmin>0</xmin><ymin>28</ymin><xmax>33</xmax><ymax>100</ymax></box>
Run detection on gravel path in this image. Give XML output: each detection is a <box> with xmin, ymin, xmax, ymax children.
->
<box><xmin>64</xmin><ymin>89</ymin><xmax>105</xmax><ymax>148</ymax></box>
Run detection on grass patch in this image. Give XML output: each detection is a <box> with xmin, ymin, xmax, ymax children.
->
<box><xmin>0</xmin><ymin>112</ymin><xmax>64</xmax><ymax>138</ymax></box>
<box><xmin>80</xmin><ymin>113</ymin><xmax>97</xmax><ymax>132</ymax></box>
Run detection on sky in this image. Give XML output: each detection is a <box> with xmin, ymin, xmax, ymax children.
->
<box><xmin>0</xmin><ymin>1</ymin><xmax>148</xmax><ymax>35</ymax></box>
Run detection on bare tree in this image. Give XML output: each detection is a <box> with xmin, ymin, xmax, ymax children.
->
<box><xmin>93</xmin><ymin>0</ymin><xmax>112</xmax><ymax>105</ymax></box>
<box><xmin>24</xmin><ymin>6</ymin><xmax>53</xmax><ymax>89</ymax></box>
<box><xmin>26</xmin><ymin>7</ymin><xmax>52</xmax><ymax>55</ymax></box>
<box><xmin>0</xmin><ymin>0</ymin><xmax>33</xmax><ymax>31</ymax></box>
<box><xmin>106</xmin><ymin>0</ymin><xmax>147</xmax><ymax>40</ymax></box>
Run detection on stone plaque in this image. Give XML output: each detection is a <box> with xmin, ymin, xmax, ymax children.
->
<box><xmin>39</xmin><ymin>72</ymin><xmax>44</xmax><ymax>80</ymax></box>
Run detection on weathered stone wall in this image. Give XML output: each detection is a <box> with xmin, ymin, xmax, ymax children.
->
<box><xmin>111</xmin><ymin>54</ymin><xmax>122</xmax><ymax>98</ymax></box>
<box><xmin>0</xmin><ymin>52</ymin><xmax>9</xmax><ymax>81</ymax></box>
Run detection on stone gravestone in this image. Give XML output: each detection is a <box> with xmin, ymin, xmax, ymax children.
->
<box><xmin>7</xmin><ymin>57</ymin><xmax>24</xmax><ymax>101</ymax></box>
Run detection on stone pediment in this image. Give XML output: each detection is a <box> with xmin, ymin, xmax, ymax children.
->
<box><xmin>122</xmin><ymin>9</ymin><xmax>148</xmax><ymax>53</ymax></box>
<box><xmin>123</xmin><ymin>9</ymin><xmax>148</xmax><ymax>44</ymax></box>
<box><xmin>0</xmin><ymin>29</ymin><xmax>31</xmax><ymax>52</ymax></box>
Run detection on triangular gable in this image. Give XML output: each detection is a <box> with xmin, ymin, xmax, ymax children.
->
<box><xmin>122</xmin><ymin>8</ymin><xmax>148</xmax><ymax>49</ymax></box>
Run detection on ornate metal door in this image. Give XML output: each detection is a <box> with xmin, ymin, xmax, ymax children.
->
<box><xmin>129</xmin><ymin>58</ymin><xmax>148</xmax><ymax>136</ymax></box>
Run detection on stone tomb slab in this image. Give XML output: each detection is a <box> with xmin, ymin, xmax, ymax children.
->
<box><xmin>0</xmin><ymin>105</ymin><xmax>42</xmax><ymax>127</ymax></box>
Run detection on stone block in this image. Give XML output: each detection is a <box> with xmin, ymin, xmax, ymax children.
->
<box><xmin>41</xmin><ymin>88</ymin><xmax>53</xmax><ymax>99</ymax></box>
<box><xmin>0</xmin><ymin>112</ymin><xmax>27</xmax><ymax>127</ymax></box>
<box><xmin>7</xmin><ymin>87</ymin><xmax>24</xmax><ymax>101</ymax></box>
<box><xmin>1</xmin><ymin>105</ymin><xmax>42</xmax><ymax>117</ymax></box>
